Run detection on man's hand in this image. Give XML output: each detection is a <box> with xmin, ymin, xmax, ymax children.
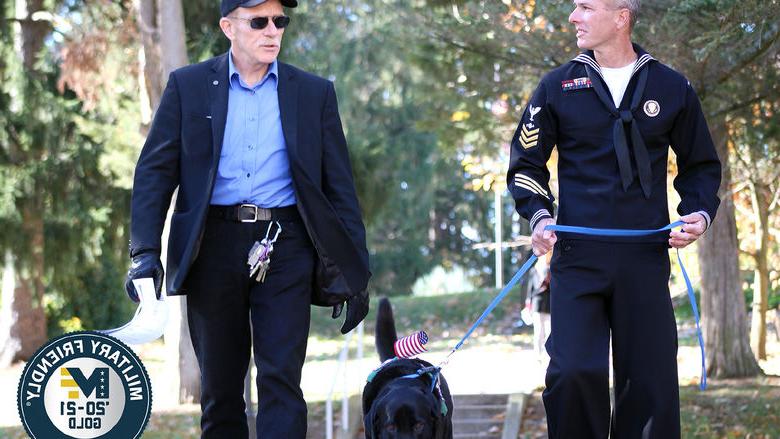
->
<box><xmin>334</xmin><ymin>293</ymin><xmax>369</xmax><ymax>334</ymax></box>
<box><xmin>669</xmin><ymin>212</ymin><xmax>707</xmax><ymax>249</ymax></box>
<box><xmin>532</xmin><ymin>218</ymin><xmax>557</xmax><ymax>257</ymax></box>
<box><xmin>125</xmin><ymin>252</ymin><xmax>164</xmax><ymax>302</ymax></box>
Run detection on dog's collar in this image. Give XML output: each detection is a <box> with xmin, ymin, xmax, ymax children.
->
<box><xmin>366</xmin><ymin>357</ymin><xmax>399</xmax><ymax>383</ymax></box>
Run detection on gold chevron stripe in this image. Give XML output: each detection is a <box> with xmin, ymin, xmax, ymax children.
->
<box><xmin>519</xmin><ymin>139</ymin><xmax>538</xmax><ymax>149</ymax></box>
<box><xmin>520</xmin><ymin>131</ymin><xmax>539</xmax><ymax>143</ymax></box>
<box><xmin>521</xmin><ymin>125</ymin><xmax>540</xmax><ymax>136</ymax></box>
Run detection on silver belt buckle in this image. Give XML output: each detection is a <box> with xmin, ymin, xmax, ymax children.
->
<box><xmin>239</xmin><ymin>204</ymin><xmax>259</xmax><ymax>222</ymax></box>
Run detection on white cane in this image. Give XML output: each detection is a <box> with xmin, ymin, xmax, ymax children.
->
<box><xmin>101</xmin><ymin>278</ymin><xmax>169</xmax><ymax>345</ymax></box>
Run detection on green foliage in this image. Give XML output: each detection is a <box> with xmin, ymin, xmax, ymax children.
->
<box><xmin>0</xmin><ymin>0</ymin><xmax>138</xmax><ymax>334</ymax></box>
<box><xmin>408</xmin><ymin>1</ymin><xmax>576</xmax><ymax>156</ymax></box>
<box><xmin>744</xmin><ymin>287</ymin><xmax>780</xmax><ymax>313</ymax></box>
<box><xmin>183</xmin><ymin>0</ymin><xmax>229</xmax><ymax>62</ymax></box>
<box><xmin>275</xmin><ymin>0</ymin><xmax>517</xmax><ymax>295</ymax></box>
<box><xmin>310</xmin><ymin>287</ymin><xmax>523</xmax><ymax>340</ymax></box>
<box><xmin>655</xmin><ymin>0</ymin><xmax>780</xmax><ymax>105</ymax></box>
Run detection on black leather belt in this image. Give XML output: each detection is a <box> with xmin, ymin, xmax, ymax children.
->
<box><xmin>208</xmin><ymin>204</ymin><xmax>300</xmax><ymax>222</ymax></box>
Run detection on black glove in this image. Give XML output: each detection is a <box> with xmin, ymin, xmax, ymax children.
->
<box><xmin>124</xmin><ymin>251</ymin><xmax>164</xmax><ymax>302</ymax></box>
<box><xmin>334</xmin><ymin>292</ymin><xmax>369</xmax><ymax>335</ymax></box>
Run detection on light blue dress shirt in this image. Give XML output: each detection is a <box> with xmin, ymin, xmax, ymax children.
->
<box><xmin>210</xmin><ymin>52</ymin><xmax>296</xmax><ymax>207</ymax></box>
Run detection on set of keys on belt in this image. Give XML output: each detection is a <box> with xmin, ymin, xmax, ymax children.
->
<box><xmin>247</xmin><ymin>221</ymin><xmax>282</xmax><ymax>282</ymax></box>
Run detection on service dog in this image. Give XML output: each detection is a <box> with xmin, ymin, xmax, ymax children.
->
<box><xmin>362</xmin><ymin>298</ymin><xmax>454</xmax><ymax>438</ymax></box>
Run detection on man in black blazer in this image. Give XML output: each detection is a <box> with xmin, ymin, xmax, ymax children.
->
<box><xmin>124</xmin><ymin>0</ymin><xmax>370</xmax><ymax>437</ymax></box>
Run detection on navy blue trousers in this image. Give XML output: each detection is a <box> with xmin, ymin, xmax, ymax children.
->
<box><xmin>184</xmin><ymin>213</ymin><xmax>316</xmax><ymax>439</ymax></box>
<box><xmin>543</xmin><ymin>239</ymin><xmax>680</xmax><ymax>439</ymax></box>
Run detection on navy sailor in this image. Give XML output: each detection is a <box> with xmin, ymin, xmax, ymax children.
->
<box><xmin>506</xmin><ymin>1</ymin><xmax>721</xmax><ymax>438</ymax></box>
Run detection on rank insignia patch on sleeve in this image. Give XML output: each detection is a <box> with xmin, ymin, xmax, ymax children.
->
<box><xmin>529</xmin><ymin>105</ymin><xmax>541</xmax><ymax>122</ymax></box>
<box><xmin>513</xmin><ymin>173</ymin><xmax>549</xmax><ymax>198</ymax></box>
<box><xmin>562</xmin><ymin>77</ymin><xmax>592</xmax><ymax>92</ymax></box>
<box><xmin>519</xmin><ymin>124</ymin><xmax>539</xmax><ymax>149</ymax></box>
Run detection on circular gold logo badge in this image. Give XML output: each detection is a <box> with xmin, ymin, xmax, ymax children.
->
<box><xmin>18</xmin><ymin>331</ymin><xmax>152</xmax><ymax>439</ymax></box>
<box><xmin>643</xmin><ymin>100</ymin><xmax>660</xmax><ymax>117</ymax></box>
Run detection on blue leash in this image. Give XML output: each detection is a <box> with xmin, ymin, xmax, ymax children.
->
<box><xmin>442</xmin><ymin>220</ymin><xmax>707</xmax><ymax>390</ymax></box>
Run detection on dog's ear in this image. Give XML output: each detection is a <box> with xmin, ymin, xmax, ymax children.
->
<box><xmin>428</xmin><ymin>395</ymin><xmax>448</xmax><ymax>439</ymax></box>
<box><xmin>432</xmin><ymin>413</ymin><xmax>447</xmax><ymax>439</ymax></box>
<box><xmin>363</xmin><ymin>407</ymin><xmax>374</xmax><ymax>439</ymax></box>
<box><xmin>364</xmin><ymin>405</ymin><xmax>381</xmax><ymax>439</ymax></box>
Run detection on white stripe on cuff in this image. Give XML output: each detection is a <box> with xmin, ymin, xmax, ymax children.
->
<box><xmin>695</xmin><ymin>210</ymin><xmax>711</xmax><ymax>231</ymax></box>
<box><xmin>530</xmin><ymin>209</ymin><xmax>552</xmax><ymax>231</ymax></box>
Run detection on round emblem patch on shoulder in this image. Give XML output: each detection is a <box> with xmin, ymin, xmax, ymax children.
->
<box><xmin>17</xmin><ymin>331</ymin><xmax>152</xmax><ymax>439</ymax></box>
<box><xmin>643</xmin><ymin>100</ymin><xmax>660</xmax><ymax>117</ymax></box>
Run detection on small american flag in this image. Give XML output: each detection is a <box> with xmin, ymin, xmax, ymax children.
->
<box><xmin>394</xmin><ymin>331</ymin><xmax>429</xmax><ymax>358</ymax></box>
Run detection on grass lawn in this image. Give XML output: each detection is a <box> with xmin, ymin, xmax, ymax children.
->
<box><xmin>517</xmin><ymin>377</ymin><xmax>780</xmax><ymax>438</ymax></box>
<box><xmin>679</xmin><ymin>377</ymin><xmax>780</xmax><ymax>438</ymax></box>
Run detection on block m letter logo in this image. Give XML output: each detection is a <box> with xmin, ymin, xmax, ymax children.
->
<box><xmin>66</xmin><ymin>367</ymin><xmax>110</xmax><ymax>399</ymax></box>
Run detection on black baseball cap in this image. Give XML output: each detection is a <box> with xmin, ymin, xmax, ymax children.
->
<box><xmin>221</xmin><ymin>0</ymin><xmax>298</xmax><ymax>17</ymax></box>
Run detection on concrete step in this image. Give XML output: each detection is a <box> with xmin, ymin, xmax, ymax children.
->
<box><xmin>452</xmin><ymin>422</ymin><xmax>503</xmax><ymax>436</ymax></box>
<box><xmin>453</xmin><ymin>432</ymin><xmax>501</xmax><ymax>439</ymax></box>
<box><xmin>453</xmin><ymin>418</ymin><xmax>503</xmax><ymax>434</ymax></box>
<box><xmin>451</xmin><ymin>393</ymin><xmax>510</xmax><ymax>437</ymax></box>
<box><xmin>454</xmin><ymin>409</ymin><xmax>507</xmax><ymax>423</ymax></box>
<box><xmin>453</xmin><ymin>394</ymin><xmax>510</xmax><ymax>406</ymax></box>
<box><xmin>453</xmin><ymin>395</ymin><xmax>509</xmax><ymax>419</ymax></box>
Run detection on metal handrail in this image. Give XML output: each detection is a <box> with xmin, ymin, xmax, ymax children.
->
<box><xmin>325</xmin><ymin>321</ymin><xmax>364</xmax><ymax>439</ymax></box>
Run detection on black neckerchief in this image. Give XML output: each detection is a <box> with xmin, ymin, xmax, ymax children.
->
<box><xmin>581</xmin><ymin>53</ymin><xmax>654</xmax><ymax>199</ymax></box>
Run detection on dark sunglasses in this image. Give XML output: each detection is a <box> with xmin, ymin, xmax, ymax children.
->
<box><xmin>234</xmin><ymin>15</ymin><xmax>291</xmax><ymax>30</ymax></box>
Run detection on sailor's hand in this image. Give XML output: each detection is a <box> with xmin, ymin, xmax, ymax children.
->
<box><xmin>338</xmin><ymin>292</ymin><xmax>369</xmax><ymax>335</ymax></box>
<box><xmin>124</xmin><ymin>252</ymin><xmax>164</xmax><ymax>302</ymax></box>
<box><xmin>669</xmin><ymin>212</ymin><xmax>707</xmax><ymax>249</ymax></box>
<box><xmin>532</xmin><ymin>218</ymin><xmax>557</xmax><ymax>257</ymax></box>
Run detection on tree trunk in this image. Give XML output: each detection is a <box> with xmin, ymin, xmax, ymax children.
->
<box><xmin>154</xmin><ymin>0</ymin><xmax>200</xmax><ymax>404</ymax></box>
<box><xmin>158</xmin><ymin>0</ymin><xmax>188</xmax><ymax>79</ymax></box>
<box><xmin>0</xmin><ymin>204</ymin><xmax>48</xmax><ymax>365</ymax></box>
<box><xmin>748</xmin><ymin>182</ymin><xmax>770</xmax><ymax>360</ymax></box>
<box><xmin>0</xmin><ymin>249</ymin><xmax>47</xmax><ymax>366</ymax></box>
<box><xmin>697</xmin><ymin>121</ymin><xmax>761</xmax><ymax>377</ymax></box>
<box><xmin>19</xmin><ymin>0</ymin><xmax>47</xmax><ymax>72</ymax></box>
<box><xmin>0</xmin><ymin>0</ymin><xmax>52</xmax><ymax>366</ymax></box>
<box><xmin>774</xmin><ymin>306</ymin><xmax>780</xmax><ymax>343</ymax></box>
<box><xmin>178</xmin><ymin>308</ymin><xmax>200</xmax><ymax>402</ymax></box>
<box><xmin>134</xmin><ymin>0</ymin><xmax>163</xmax><ymax>121</ymax></box>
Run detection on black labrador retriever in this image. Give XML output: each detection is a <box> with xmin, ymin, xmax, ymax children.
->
<box><xmin>362</xmin><ymin>298</ymin><xmax>454</xmax><ymax>438</ymax></box>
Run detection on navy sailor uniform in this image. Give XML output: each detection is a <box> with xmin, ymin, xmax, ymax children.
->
<box><xmin>507</xmin><ymin>45</ymin><xmax>720</xmax><ymax>238</ymax></box>
<box><xmin>506</xmin><ymin>45</ymin><xmax>721</xmax><ymax>439</ymax></box>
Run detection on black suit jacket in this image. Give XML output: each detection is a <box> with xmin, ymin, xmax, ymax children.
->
<box><xmin>129</xmin><ymin>53</ymin><xmax>370</xmax><ymax>304</ymax></box>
